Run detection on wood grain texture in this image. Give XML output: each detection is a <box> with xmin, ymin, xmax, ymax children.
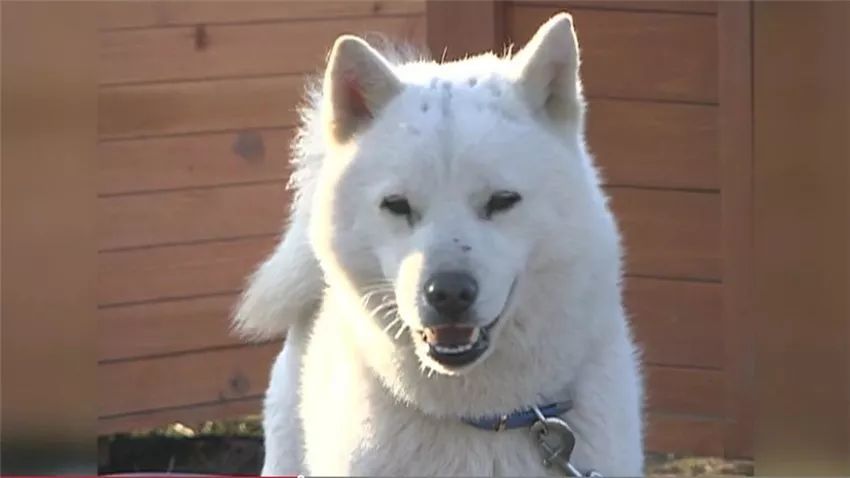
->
<box><xmin>626</xmin><ymin>277</ymin><xmax>723</xmax><ymax>369</ymax></box>
<box><xmin>101</xmin><ymin>15</ymin><xmax>426</xmax><ymax>84</ymax></box>
<box><xmin>99</xmin><ymin>183</ymin><xmax>287</xmax><ymax>251</ymax></box>
<box><xmin>609</xmin><ymin>188</ymin><xmax>722</xmax><ymax>280</ymax></box>
<box><xmin>100</xmin><ymin>73</ymin><xmax>720</xmax><ymax>193</ymax></box>
<box><xmin>99</xmin><ymin>295</ymin><xmax>246</xmax><ymax>362</ymax></box>
<box><xmin>99</xmin><ymin>76</ymin><xmax>303</xmax><ymax>140</ymax></box>
<box><xmin>98</xmin><ymin>1</ymin><xmax>425</xmax><ymax>30</ymax></box>
<box><xmin>98</xmin><ymin>236</ymin><xmax>277</xmax><ymax>305</ymax></box>
<box><xmin>98</xmin><ymin>128</ymin><xmax>294</xmax><ymax>195</ymax></box>
<box><xmin>588</xmin><ymin>99</ymin><xmax>718</xmax><ymax>190</ymax></box>
<box><xmin>507</xmin><ymin>5</ymin><xmax>718</xmax><ymax>103</ymax></box>
<box><xmin>99</xmin><ymin>342</ymin><xmax>281</xmax><ymax>417</ymax></box>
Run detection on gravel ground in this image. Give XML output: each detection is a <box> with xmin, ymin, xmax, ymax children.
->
<box><xmin>99</xmin><ymin>417</ymin><xmax>753</xmax><ymax>476</ymax></box>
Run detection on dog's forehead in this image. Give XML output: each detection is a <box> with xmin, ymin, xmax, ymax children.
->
<box><xmin>358</xmin><ymin>57</ymin><xmax>534</xmax><ymax>177</ymax></box>
<box><xmin>375</xmin><ymin>64</ymin><xmax>522</xmax><ymax>159</ymax></box>
<box><xmin>395</xmin><ymin>57</ymin><xmax>520</xmax><ymax>118</ymax></box>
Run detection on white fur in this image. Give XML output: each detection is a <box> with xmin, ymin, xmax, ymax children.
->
<box><xmin>235</xmin><ymin>12</ymin><xmax>645</xmax><ymax>476</ymax></box>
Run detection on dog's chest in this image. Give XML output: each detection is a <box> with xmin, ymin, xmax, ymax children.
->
<box><xmin>298</xmin><ymin>328</ymin><xmax>559</xmax><ymax>476</ymax></box>
<box><xmin>349</xmin><ymin>419</ymin><xmax>558</xmax><ymax>476</ymax></box>
<box><xmin>300</xmin><ymin>376</ymin><xmax>557</xmax><ymax>476</ymax></box>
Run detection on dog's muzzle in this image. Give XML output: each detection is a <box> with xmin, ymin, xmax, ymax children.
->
<box><xmin>418</xmin><ymin>271</ymin><xmax>489</xmax><ymax>366</ymax></box>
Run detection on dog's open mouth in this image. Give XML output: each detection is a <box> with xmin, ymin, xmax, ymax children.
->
<box><xmin>418</xmin><ymin>321</ymin><xmax>498</xmax><ymax>367</ymax></box>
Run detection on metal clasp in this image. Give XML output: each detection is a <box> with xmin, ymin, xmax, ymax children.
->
<box><xmin>529</xmin><ymin>406</ymin><xmax>602</xmax><ymax>477</ymax></box>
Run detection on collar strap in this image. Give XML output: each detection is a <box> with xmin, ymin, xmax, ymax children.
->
<box><xmin>461</xmin><ymin>400</ymin><xmax>573</xmax><ymax>431</ymax></box>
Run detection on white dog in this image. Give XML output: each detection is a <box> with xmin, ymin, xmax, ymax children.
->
<box><xmin>233</xmin><ymin>12</ymin><xmax>644</xmax><ymax>476</ymax></box>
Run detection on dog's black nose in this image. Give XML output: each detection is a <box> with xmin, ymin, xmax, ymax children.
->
<box><xmin>423</xmin><ymin>272</ymin><xmax>478</xmax><ymax>318</ymax></box>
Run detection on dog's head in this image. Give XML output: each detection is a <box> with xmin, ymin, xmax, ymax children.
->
<box><xmin>309</xmin><ymin>14</ymin><xmax>619</xmax><ymax>378</ymax></box>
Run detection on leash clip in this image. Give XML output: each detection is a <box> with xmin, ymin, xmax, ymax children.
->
<box><xmin>529</xmin><ymin>406</ymin><xmax>602</xmax><ymax>477</ymax></box>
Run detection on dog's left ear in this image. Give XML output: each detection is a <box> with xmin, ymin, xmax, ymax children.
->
<box><xmin>512</xmin><ymin>13</ymin><xmax>584</xmax><ymax>126</ymax></box>
<box><xmin>323</xmin><ymin>35</ymin><xmax>403</xmax><ymax>144</ymax></box>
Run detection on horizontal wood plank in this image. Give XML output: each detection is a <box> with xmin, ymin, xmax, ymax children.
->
<box><xmin>102</xmin><ymin>15</ymin><xmax>426</xmax><ymax>84</ymax></box>
<box><xmin>99</xmin><ymin>342</ymin><xmax>281</xmax><ymax>417</ymax></box>
<box><xmin>626</xmin><ymin>277</ymin><xmax>723</xmax><ymax>369</ymax></box>
<box><xmin>99</xmin><ymin>278</ymin><xmax>722</xmax><ymax>390</ymax></box>
<box><xmin>99</xmin><ymin>76</ymin><xmax>302</xmax><ymax>140</ymax></box>
<box><xmin>99</xmin><ymin>277</ymin><xmax>721</xmax><ymax>368</ymax></box>
<box><xmin>646</xmin><ymin>366</ymin><xmax>725</xmax><ymax>417</ymax></box>
<box><xmin>99</xmin><ymin>295</ymin><xmax>246</xmax><ymax>361</ymax></box>
<box><xmin>100</xmin><ymin>100</ymin><xmax>716</xmax><ymax>193</ymax></box>
<box><xmin>98</xmin><ymin>236</ymin><xmax>277</xmax><ymax>305</ymax></box>
<box><xmin>98</xmin><ymin>1</ymin><xmax>425</xmax><ymax>30</ymax></box>
<box><xmin>609</xmin><ymin>188</ymin><xmax>721</xmax><ymax>280</ymax></box>
<box><xmin>508</xmin><ymin>6</ymin><xmax>717</xmax><ymax>103</ymax></box>
<box><xmin>98</xmin><ymin>128</ymin><xmax>294</xmax><ymax>195</ymax></box>
<box><xmin>99</xmin><ymin>183</ymin><xmax>287</xmax><ymax>251</ymax></box>
<box><xmin>646</xmin><ymin>413</ymin><xmax>726</xmax><ymax>456</ymax></box>
<box><xmin>101</xmin><ymin>75</ymin><xmax>719</xmax><ymax>189</ymax></box>
<box><xmin>561</xmin><ymin>1</ymin><xmax>716</xmax><ymax>14</ymax></box>
<box><xmin>98</xmin><ymin>396</ymin><xmax>262</xmax><ymax>435</ymax></box>
<box><xmin>99</xmin><ymin>185</ymin><xmax>716</xmax><ymax>275</ymax></box>
<box><xmin>589</xmin><ymin>100</ymin><xmax>718</xmax><ymax>190</ymax></box>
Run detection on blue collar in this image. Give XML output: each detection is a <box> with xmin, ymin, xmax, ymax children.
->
<box><xmin>461</xmin><ymin>400</ymin><xmax>573</xmax><ymax>431</ymax></box>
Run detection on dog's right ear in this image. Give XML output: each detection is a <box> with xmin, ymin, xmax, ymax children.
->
<box><xmin>323</xmin><ymin>35</ymin><xmax>403</xmax><ymax>144</ymax></box>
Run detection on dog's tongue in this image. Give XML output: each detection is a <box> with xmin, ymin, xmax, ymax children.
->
<box><xmin>423</xmin><ymin>326</ymin><xmax>478</xmax><ymax>346</ymax></box>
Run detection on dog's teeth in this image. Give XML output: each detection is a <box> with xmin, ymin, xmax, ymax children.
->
<box><xmin>469</xmin><ymin>327</ymin><xmax>481</xmax><ymax>343</ymax></box>
<box><xmin>432</xmin><ymin>343</ymin><xmax>474</xmax><ymax>355</ymax></box>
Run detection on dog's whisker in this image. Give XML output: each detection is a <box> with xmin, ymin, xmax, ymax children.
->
<box><xmin>361</xmin><ymin>287</ymin><xmax>392</xmax><ymax>297</ymax></box>
<box><xmin>360</xmin><ymin>294</ymin><xmax>396</xmax><ymax>309</ymax></box>
<box><xmin>393</xmin><ymin>323</ymin><xmax>408</xmax><ymax>340</ymax></box>
<box><xmin>359</xmin><ymin>280</ymin><xmax>395</xmax><ymax>292</ymax></box>
<box><xmin>371</xmin><ymin>302</ymin><xmax>398</xmax><ymax>317</ymax></box>
<box><xmin>359</xmin><ymin>287</ymin><xmax>397</xmax><ymax>312</ymax></box>
<box><xmin>360</xmin><ymin>292</ymin><xmax>378</xmax><ymax>307</ymax></box>
<box><xmin>361</xmin><ymin>288</ymin><xmax>391</xmax><ymax>300</ymax></box>
<box><xmin>382</xmin><ymin>317</ymin><xmax>402</xmax><ymax>334</ymax></box>
<box><xmin>373</xmin><ymin>298</ymin><xmax>396</xmax><ymax>309</ymax></box>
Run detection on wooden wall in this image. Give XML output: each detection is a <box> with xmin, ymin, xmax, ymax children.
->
<box><xmin>96</xmin><ymin>1</ymin><xmax>426</xmax><ymax>433</ymax></box>
<box><xmin>96</xmin><ymin>0</ymin><xmax>755</xmax><ymax>459</ymax></box>
<box><xmin>430</xmin><ymin>0</ymin><xmax>753</xmax><ymax>458</ymax></box>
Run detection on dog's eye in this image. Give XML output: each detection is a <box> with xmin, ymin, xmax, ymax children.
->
<box><xmin>381</xmin><ymin>195</ymin><xmax>412</xmax><ymax>217</ymax></box>
<box><xmin>485</xmin><ymin>191</ymin><xmax>522</xmax><ymax>218</ymax></box>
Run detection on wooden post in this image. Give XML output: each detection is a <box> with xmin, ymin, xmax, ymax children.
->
<box><xmin>718</xmin><ymin>0</ymin><xmax>755</xmax><ymax>459</ymax></box>
<box><xmin>752</xmin><ymin>1</ymin><xmax>850</xmax><ymax>474</ymax></box>
<box><xmin>1</xmin><ymin>1</ymin><xmax>97</xmax><ymax>473</ymax></box>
